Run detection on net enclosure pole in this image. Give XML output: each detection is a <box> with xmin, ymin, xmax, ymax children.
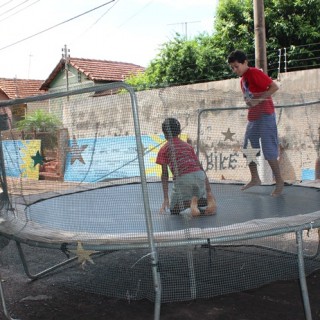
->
<box><xmin>0</xmin><ymin>116</ymin><xmax>12</xmax><ymax>210</ymax></box>
<box><xmin>296</xmin><ymin>230</ymin><xmax>312</xmax><ymax>320</ymax></box>
<box><xmin>124</xmin><ymin>83</ymin><xmax>162</xmax><ymax>320</ymax></box>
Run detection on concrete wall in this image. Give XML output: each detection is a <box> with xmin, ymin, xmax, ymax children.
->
<box><xmin>132</xmin><ymin>69</ymin><xmax>319</xmax><ymax>183</ymax></box>
<box><xmin>33</xmin><ymin>68</ymin><xmax>320</xmax><ymax>183</ymax></box>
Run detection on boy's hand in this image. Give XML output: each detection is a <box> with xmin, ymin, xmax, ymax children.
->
<box><xmin>245</xmin><ymin>95</ymin><xmax>263</xmax><ymax>108</ymax></box>
<box><xmin>245</xmin><ymin>97</ymin><xmax>259</xmax><ymax>108</ymax></box>
<box><xmin>246</xmin><ymin>99</ymin><xmax>261</xmax><ymax>108</ymax></box>
<box><xmin>245</xmin><ymin>97</ymin><xmax>253</xmax><ymax>107</ymax></box>
<box><xmin>159</xmin><ymin>199</ymin><xmax>170</xmax><ymax>213</ymax></box>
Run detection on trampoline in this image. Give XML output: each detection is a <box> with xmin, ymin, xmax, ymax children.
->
<box><xmin>0</xmin><ymin>179</ymin><xmax>319</xmax><ymax>320</ymax></box>
<box><xmin>0</xmin><ymin>83</ymin><xmax>319</xmax><ymax>320</ymax></box>
<box><xmin>9</xmin><ymin>181</ymin><xmax>320</xmax><ymax>245</ymax></box>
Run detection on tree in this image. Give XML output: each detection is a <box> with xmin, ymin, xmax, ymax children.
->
<box><xmin>214</xmin><ymin>0</ymin><xmax>254</xmax><ymax>57</ymax></box>
<box><xmin>126</xmin><ymin>0</ymin><xmax>320</xmax><ymax>88</ymax></box>
<box><xmin>264</xmin><ymin>0</ymin><xmax>320</xmax><ymax>72</ymax></box>
<box><xmin>16</xmin><ymin>109</ymin><xmax>62</xmax><ymax>153</ymax></box>
<box><xmin>126</xmin><ymin>34</ymin><xmax>231</xmax><ymax>89</ymax></box>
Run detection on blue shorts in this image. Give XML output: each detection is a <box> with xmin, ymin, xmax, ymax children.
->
<box><xmin>244</xmin><ymin>113</ymin><xmax>279</xmax><ymax>160</ymax></box>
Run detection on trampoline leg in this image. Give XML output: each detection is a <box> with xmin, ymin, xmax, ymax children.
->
<box><xmin>153</xmin><ymin>267</ymin><xmax>161</xmax><ymax>320</ymax></box>
<box><xmin>0</xmin><ymin>273</ymin><xmax>20</xmax><ymax>320</ymax></box>
<box><xmin>187</xmin><ymin>246</ymin><xmax>197</xmax><ymax>300</ymax></box>
<box><xmin>296</xmin><ymin>230</ymin><xmax>313</xmax><ymax>320</ymax></box>
<box><xmin>15</xmin><ymin>241</ymin><xmax>78</xmax><ymax>280</ymax></box>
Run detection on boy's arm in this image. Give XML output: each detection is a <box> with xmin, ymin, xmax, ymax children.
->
<box><xmin>247</xmin><ymin>81</ymin><xmax>279</xmax><ymax>108</ymax></box>
<box><xmin>160</xmin><ymin>164</ymin><xmax>170</xmax><ymax>213</ymax></box>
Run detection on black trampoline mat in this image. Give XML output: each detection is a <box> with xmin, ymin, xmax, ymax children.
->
<box><xmin>25</xmin><ymin>183</ymin><xmax>320</xmax><ymax>235</ymax></box>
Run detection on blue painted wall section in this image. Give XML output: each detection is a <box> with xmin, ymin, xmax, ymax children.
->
<box><xmin>64</xmin><ymin>135</ymin><xmax>168</xmax><ymax>182</ymax></box>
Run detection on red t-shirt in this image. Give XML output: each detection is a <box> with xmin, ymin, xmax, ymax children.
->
<box><xmin>156</xmin><ymin>137</ymin><xmax>201</xmax><ymax>178</ymax></box>
<box><xmin>241</xmin><ymin>67</ymin><xmax>275</xmax><ymax>121</ymax></box>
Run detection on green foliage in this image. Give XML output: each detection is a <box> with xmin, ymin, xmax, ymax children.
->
<box><xmin>265</xmin><ymin>0</ymin><xmax>320</xmax><ymax>73</ymax></box>
<box><xmin>17</xmin><ymin>109</ymin><xmax>62</xmax><ymax>152</ymax></box>
<box><xmin>17</xmin><ymin>109</ymin><xmax>62</xmax><ymax>133</ymax></box>
<box><xmin>126</xmin><ymin>0</ymin><xmax>320</xmax><ymax>89</ymax></box>
<box><xmin>214</xmin><ymin>0</ymin><xmax>254</xmax><ymax>55</ymax></box>
<box><xmin>126</xmin><ymin>33</ymin><xmax>232</xmax><ymax>89</ymax></box>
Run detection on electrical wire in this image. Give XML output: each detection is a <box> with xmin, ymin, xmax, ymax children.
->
<box><xmin>117</xmin><ymin>0</ymin><xmax>154</xmax><ymax>28</ymax></box>
<box><xmin>0</xmin><ymin>0</ymin><xmax>116</xmax><ymax>51</ymax></box>
<box><xmin>0</xmin><ymin>0</ymin><xmax>40</xmax><ymax>24</ymax></box>
<box><xmin>0</xmin><ymin>0</ymin><xmax>14</xmax><ymax>10</ymax></box>
<box><xmin>84</xmin><ymin>0</ymin><xmax>154</xmax><ymax>33</ymax></box>
<box><xmin>0</xmin><ymin>0</ymin><xmax>34</xmax><ymax>17</ymax></box>
<box><xmin>88</xmin><ymin>0</ymin><xmax>120</xmax><ymax>28</ymax></box>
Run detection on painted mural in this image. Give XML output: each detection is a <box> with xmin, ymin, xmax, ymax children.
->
<box><xmin>64</xmin><ymin>134</ymin><xmax>188</xmax><ymax>182</ymax></box>
<box><xmin>3</xmin><ymin>140</ymin><xmax>42</xmax><ymax>180</ymax></box>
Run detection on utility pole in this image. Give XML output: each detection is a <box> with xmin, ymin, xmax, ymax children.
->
<box><xmin>61</xmin><ymin>44</ymin><xmax>70</xmax><ymax>94</ymax></box>
<box><xmin>27</xmin><ymin>53</ymin><xmax>33</xmax><ymax>79</ymax></box>
<box><xmin>253</xmin><ymin>0</ymin><xmax>267</xmax><ymax>73</ymax></box>
<box><xmin>167</xmin><ymin>20</ymin><xmax>201</xmax><ymax>39</ymax></box>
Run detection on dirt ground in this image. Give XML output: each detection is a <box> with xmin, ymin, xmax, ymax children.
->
<box><xmin>1</xmin><ymin>269</ymin><xmax>320</xmax><ymax>320</ymax></box>
<box><xmin>1</xmin><ymin>246</ymin><xmax>320</xmax><ymax>320</ymax></box>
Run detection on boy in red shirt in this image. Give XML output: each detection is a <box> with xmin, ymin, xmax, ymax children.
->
<box><xmin>228</xmin><ymin>50</ymin><xmax>284</xmax><ymax>196</ymax></box>
<box><xmin>156</xmin><ymin>118</ymin><xmax>216</xmax><ymax>217</ymax></box>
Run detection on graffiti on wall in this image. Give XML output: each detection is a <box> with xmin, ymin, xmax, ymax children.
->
<box><xmin>3</xmin><ymin>140</ymin><xmax>41</xmax><ymax>179</ymax></box>
<box><xmin>201</xmin><ymin>151</ymin><xmax>241</xmax><ymax>172</ymax></box>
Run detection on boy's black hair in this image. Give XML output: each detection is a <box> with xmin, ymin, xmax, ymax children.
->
<box><xmin>162</xmin><ymin>118</ymin><xmax>181</xmax><ymax>137</ymax></box>
<box><xmin>227</xmin><ymin>50</ymin><xmax>247</xmax><ymax>64</ymax></box>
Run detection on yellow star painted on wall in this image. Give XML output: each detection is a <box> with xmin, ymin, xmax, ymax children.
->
<box><xmin>68</xmin><ymin>136</ymin><xmax>88</xmax><ymax>165</ymax></box>
<box><xmin>221</xmin><ymin>128</ymin><xmax>236</xmax><ymax>141</ymax></box>
<box><xmin>243</xmin><ymin>142</ymin><xmax>260</xmax><ymax>165</ymax></box>
<box><xmin>69</xmin><ymin>242</ymin><xmax>98</xmax><ymax>269</ymax></box>
<box><xmin>31</xmin><ymin>150</ymin><xmax>44</xmax><ymax>167</ymax></box>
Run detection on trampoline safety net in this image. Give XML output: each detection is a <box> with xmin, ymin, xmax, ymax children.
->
<box><xmin>0</xmin><ymin>82</ymin><xmax>319</xmax><ymax>319</ymax></box>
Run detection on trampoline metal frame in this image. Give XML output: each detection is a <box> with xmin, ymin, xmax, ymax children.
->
<box><xmin>0</xmin><ymin>83</ymin><xmax>162</xmax><ymax>320</ymax></box>
<box><xmin>1</xmin><ymin>219</ymin><xmax>319</xmax><ymax>320</ymax></box>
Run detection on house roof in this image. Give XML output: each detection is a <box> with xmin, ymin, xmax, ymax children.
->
<box><xmin>0</xmin><ymin>78</ymin><xmax>45</xmax><ymax>99</ymax></box>
<box><xmin>40</xmin><ymin>58</ymin><xmax>145</xmax><ymax>90</ymax></box>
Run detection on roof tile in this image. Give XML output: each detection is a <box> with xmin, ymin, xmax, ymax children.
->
<box><xmin>0</xmin><ymin>78</ymin><xmax>45</xmax><ymax>99</ymax></box>
<box><xmin>40</xmin><ymin>58</ymin><xmax>145</xmax><ymax>90</ymax></box>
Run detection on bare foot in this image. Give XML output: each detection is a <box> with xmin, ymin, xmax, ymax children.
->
<box><xmin>205</xmin><ymin>194</ymin><xmax>217</xmax><ymax>215</ymax></box>
<box><xmin>204</xmin><ymin>205</ymin><xmax>216</xmax><ymax>215</ymax></box>
<box><xmin>241</xmin><ymin>179</ymin><xmax>261</xmax><ymax>191</ymax></box>
<box><xmin>271</xmin><ymin>180</ymin><xmax>284</xmax><ymax>197</ymax></box>
<box><xmin>190</xmin><ymin>196</ymin><xmax>201</xmax><ymax>217</ymax></box>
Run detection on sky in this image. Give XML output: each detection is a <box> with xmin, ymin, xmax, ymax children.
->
<box><xmin>0</xmin><ymin>0</ymin><xmax>218</xmax><ymax>80</ymax></box>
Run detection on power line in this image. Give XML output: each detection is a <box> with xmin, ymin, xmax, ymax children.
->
<box><xmin>0</xmin><ymin>0</ymin><xmax>115</xmax><ymax>51</ymax></box>
<box><xmin>0</xmin><ymin>0</ymin><xmax>14</xmax><ymax>9</ymax></box>
<box><xmin>0</xmin><ymin>0</ymin><xmax>33</xmax><ymax>17</ymax></box>
<box><xmin>117</xmin><ymin>0</ymin><xmax>154</xmax><ymax>28</ymax></box>
<box><xmin>0</xmin><ymin>0</ymin><xmax>40</xmax><ymax>24</ymax></box>
<box><xmin>74</xmin><ymin>0</ymin><xmax>153</xmax><ymax>43</ymax></box>
<box><xmin>84</xmin><ymin>0</ymin><xmax>120</xmax><ymax>32</ymax></box>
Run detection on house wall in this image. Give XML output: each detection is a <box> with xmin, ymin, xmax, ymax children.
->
<box><xmin>0</xmin><ymin>92</ymin><xmax>12</xmax><ymax>130</ymax></box>
<box><xmin>47</xmin><ymin>66</ymin><xmax>94</xmax><ymax>93</ymax></box>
